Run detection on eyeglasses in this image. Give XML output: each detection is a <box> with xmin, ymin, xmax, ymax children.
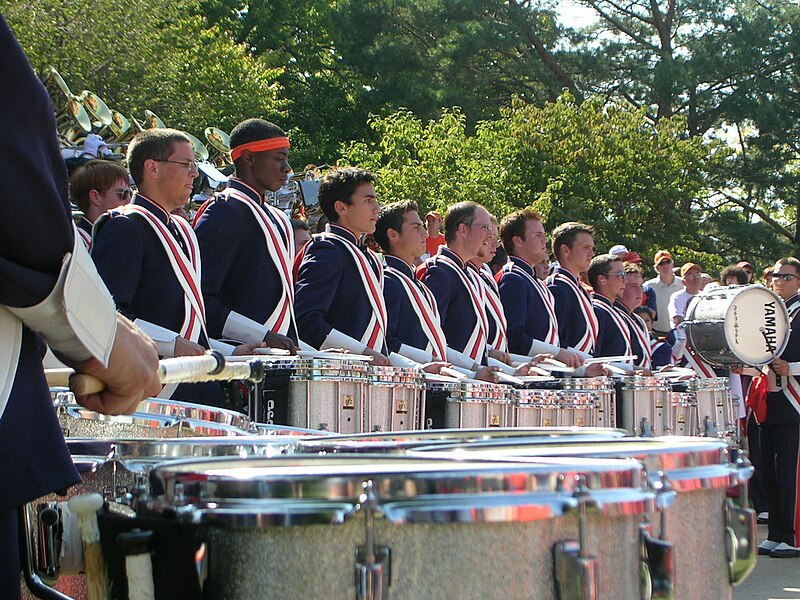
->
<box><xmin>683</xmin><ymin>273</ymin><xmax>702</xmax><ymax>281</ymax></box>
<box><xmin>771</xmin><ymin>272</ymin><xmax>799</xmax><ymax>282</ymax></box>
<box><xmin>658</xmin><ymin>259</ymin><xmax>673</xmax><ymax>266</ymax></box>
<box><xmin>112</xmin><ymin>188</ymin><xmax>133</xmax><ymax>200</ymax></box>
<box><xmin>156</xmin><ymin>159</ymin><xmax>199</xmax><ymax>172</ymax></box>
<box><xmin>471</xmin><ymin>223</ymin><xmax>494</xmax><ymax>234</ymax></box>
<box><xmin>604</xmin><ymin>270</ymin><xmax>626</xmax><ymax>280</ymax></box>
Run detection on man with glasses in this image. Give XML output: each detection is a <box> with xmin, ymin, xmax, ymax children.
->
<box><xmin>644</xmin><ymin>250</ymin><xmax>684</xmax><ymax>337</ymax></box>
<box><xmin>757</xmin><ymin>257</ymin><xmax>800</xmax><ymax>558</ymax></box>
<box><xmin>668</xmin><ymin>262</ymin><xmax>704</xmax><ymax>364</ymax></box>
<box><xmin>69</xmin><ymin>159</ymin><xmax>131</xmax><ymax>249</ymax></box>
<box><xmin>92</xmin><ymin>129</ymin><xmax>240</xmax><ymax>406</ymax></box>
<box><xmin>194</xmin><ymin>119</ymin><xmax>298</xmax><ymax>352</ymax></box>
<box><xmin>588</xmin><ymin>254</ymin><xmax>637</xmax><ymax>371</ymax></box>
<box><xmin>419</xmin><ymin>201</ymin><xmax>496</xmax><ymax>368</ymax></box>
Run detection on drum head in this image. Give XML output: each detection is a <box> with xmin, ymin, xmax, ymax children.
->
<box><xmin>687</xmin><ymin>285</ymin><xmax>789</xmax><ymax>365</ymax></box>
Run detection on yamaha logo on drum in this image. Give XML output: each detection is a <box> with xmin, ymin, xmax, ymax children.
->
<box><xmin>762</xmin><ymin>301</ymin><xmax>779</xmax><ymax>350</ymax></box>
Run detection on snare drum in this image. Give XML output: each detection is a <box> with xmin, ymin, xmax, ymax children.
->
<box><xmin>672</xmin><ymin>377</ymin><xmax>736</xmax><ymax>438</ymax></box>
<box><xmin>513</xmin><ymin>389</ymin><xmax>598</xmax><ymax>428</ymax></box>
<box><xmin>21</xmin><ymin>436</ymin><xmax>301</xmax><ymax>600</ymax></box>
<box><xmin>365</xmin><ymin>366</ymin><xmax>424</xmax><ymax>432</ymax></box>
<box><xmin>254</xmin><ymin>357</ymin><xmax>370</xmax><ymax>433</ymax></box>
<box><xmin>616</xmin><ymin>376</ymin><xmax>672</xmax><ymax>436</ymax></box>
<box><xmin>52</xmin><ymin>390</ymin><xmax>252</xmax><ymax>438</ymax></box>
<box><xmin>410</xmin><ymin>436</ymin><xmax>756</xmax><ymax>599</ymax></box>
<box><xmin>561</xmin><ymin>377</ymin><xmax>616</xmax><ymax>428</ymax></box>
<box><xmin>445</xmin><ymin>381</ymin><xmax>512</xmax><ymax>428</ymax></box>
<box><xmin>137</xmin><ymin>454</ymin><xmax>661</xmax><ymax>599</ymax></box>
<box><xmin>684</xmin><ymin>284</ymin><xmax>789</xmax><ymax>366</ymax></box>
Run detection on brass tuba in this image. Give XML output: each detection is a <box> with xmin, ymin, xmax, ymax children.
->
<box><xmin>204</xmin><ymin>126</ymin><xmax>231</xmax><ymax>167</ymax></box>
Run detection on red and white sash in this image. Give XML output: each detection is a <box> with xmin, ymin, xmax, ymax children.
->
<box><xmin>123</xmin><ymin>204</ymin><xmax>207</xmax><ymax>344</ymax></box>
<box><xmin>385</xmin><ymin>264</ymin><xmax>447</xmax><ymax>360</ymax></box>
<box><xmin>434</xmin><ymin>254</ymin><xmax>488</xmax><ymax>361</ymax></box>
<box><xmin>779</xmin><ymin>297</ymin><xmax>800</xmax><ymax>415</ymax></box>
<box><xmin>324</xmin><ymin>230</ymin><xmax>387</xmax><ymax>351</ymax></box>
<box><xmin>502</xmin><ymin>260</ymin><xmax>559</xmax><ymax>346</ymax></box>
<box><xmin>549</xmin><ymin>270</ymin><xmax>598</xmax><ymax>353</ymax></box>
<box><xmin>477</xmin><ymin>264</ymin><xmax>508</xmax><ymax>352</ymax></box>
<box><xmin>225</xmin><ymin>188</ymin><xmax>296</xmax><ymax>337</ymax></box>
<box><xmin>76</xmin><ymin>224</ymin><xmax>92</xmax><ymax>250</ymax></box>
<box><xmin>592</xmin><ymin>296</ymin><xmax>632</xmax><ymax>357</ymax></box>
<box><xmin>619</xmin><ymin>308</ymin><xmax>652</xmax><ymax>369</ymax></box>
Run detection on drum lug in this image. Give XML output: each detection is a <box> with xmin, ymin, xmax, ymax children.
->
<box><xmin>639</xmin><ymin>523</ymin><xmax>674</xmax><ymax>599</ymax></box>
<box><xmin>553</xmin><ymin>476</ymin><xmax>598</xmax><ymax>600</ymax></box>
<box><xmin>355</xmin><ymin>480</ymin><xmax>391</xmax><ymax>600</ymax></box>
<box><xmin>725</xmin><ymin>499</ymin><xmax>756</xmax><ymax>586</ymax></box>
<box><xmin>702</xmin><ymin>416</ymin><xmax>717</xmax><ymax>436</ymax></box>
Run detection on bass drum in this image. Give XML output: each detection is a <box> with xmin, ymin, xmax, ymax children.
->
<box><xmin>683</xmin><ymin>284</ymin><xmax>789</xmax><ymax>366</ymax></box>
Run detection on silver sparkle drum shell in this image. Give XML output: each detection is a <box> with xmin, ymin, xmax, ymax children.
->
<box><xmin>52</xmin><ymin>390</ymin><xmax>253</xmax><ymax>438</ymax></box>
<box><xmin>21</xmin><ymin>436</ymin><xmax>304</xmax><ymax>600</ymax></box>
<box><xmin>141</xmin><ymin>454</ymin><xmax>660</xmax><ymax>599</ymax></box>
<box><xmin>444</xmin><ymin>381</ymin><xmax>512</xmax><ymax>428</ymax></box>
<box><xmin>410</xmin><ymin>436</ymin><xmax>755</xmax><ymax>600</ymax></box>
<box><xmin>561</xmin><ymin>377</ymin><xmax>617</xmax><ymax>428</ymax></box>
<box><xmin>683</xmin><ymin>284</ymin><xmax>789</xmax><ymax>366</ymax></box>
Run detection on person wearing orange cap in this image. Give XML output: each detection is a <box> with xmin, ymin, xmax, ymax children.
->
<box><xmin>423</xmin><ymin>210</ymin><xmax>444</xmax><ymax>258</ymax></box>
<box><xmin>667</xmin><ymin>262</ymin><xmax>703</xmax><ymax>361</ymax></box>
<box><xmin>645</xmin><ymin>250</ymin><xmax>684</xmax><ymax>337</ymax></box>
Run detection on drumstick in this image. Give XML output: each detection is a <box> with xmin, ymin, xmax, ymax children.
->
<box><xmin>67</xmin><ymin>494</ymin><xmax>109</xmax><ymax>600</ymax></box>
<box><xmin>47</xmin><ymin>350</ymin><xmax>265</xmax><ymax>396</ymax></box>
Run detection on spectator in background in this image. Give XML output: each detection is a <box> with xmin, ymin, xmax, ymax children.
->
<box><xmin>423</xmin><ymin>210</ymin><xmax>445</xmax><ymax>258</ymax></box>
<box><xmin>737</xmin><ymin>261</ymin><xmax>754</xmax><ymax>282</ymax></box>
<box><xmin>720</xmin><ymin>264</ymin><xmax>749</xmax><ymax>286</ymax></box>
<box><xmin>763</xmin><ymin>266</ymin><xmax>774</xmax><ymax>289</ymax></box>
<box><xmin>668</xmin><ymin>262</ymin><xmax>703</xmax><ymax>359</ymax></box>
<box><xmin>645</xmin><ymin>250</ymin><xmax>684</xmax><ymax>338</ymax></box>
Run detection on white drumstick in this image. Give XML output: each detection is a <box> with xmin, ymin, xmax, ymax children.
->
<box><xmin>67</xmin><ymin>494</ymin><xmax>109</xmax><ymax>600</ymax></box>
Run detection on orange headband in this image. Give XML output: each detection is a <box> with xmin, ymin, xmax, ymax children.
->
<box><xmin>230</xmin><ymin>136</ymin><xmax>290</xmax><ymax>162</ymax></box>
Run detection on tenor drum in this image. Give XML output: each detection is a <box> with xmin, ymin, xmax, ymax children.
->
<box><xmin>365</xmin><ymin>366</ymin><xmax>424</xmax><ymax>432</ymax></box>
<box><xmin>561</xmin><ymin>377</ymin><xmax>616</xmax><ymax>428</ymax></box>
<box><xmin>616</xmin><ymin>376</ymin><xmax>672</xmax><ymax>436</ymax></box>
<box><xmin>136</xmin><ymin>454</ymin><xmax>662</xmax><ymax>599</ymax></box>
<box><xmin>684</xmin><ymin>284</ymin><xmax>790</xmax><ymax>366</ymax></box>
<box><xmin>411</xmin><ymin>436</ymin><xmax>756</xmax><ymax>599</ymax></box>
<box><xmin>52</xmin><ymin>390</ymin><xmax>252</xmax><ymax>438</ymax></box>
<box><xmin>444</xmin><ymin>381</ymin><xmax>512</xmax><ymax>428</ymax></box>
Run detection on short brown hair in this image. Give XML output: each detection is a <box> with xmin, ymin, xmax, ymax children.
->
<box><xmin>127</xmin><ymin>128</ymin><xmax>191</xmax><ymax>185</ymax></box>
<box><xmin>551</xmin><ymin>222</ymin><xmax>594</xmax><ymax>261</ymax></box>
<box><xmin>776</xmin><ymin>257</ymin><xmax>800</xmax><ymax>276</ymax></box>
<box><xmin>623</xmin><ymin>262</ymin><xmax>643</xmax><ymax>276</ymax></box>
<box><xmin>69</xmin><ymin>159</ymin><xmax>129</xmax><ymax>213</ymax></box>
<box><xmin>499</xmin><ymin>208</ymin><xmax>543</xmax><ymax>256</ymax></box>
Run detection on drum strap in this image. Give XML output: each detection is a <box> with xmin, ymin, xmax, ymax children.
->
<box><xmin>548</xmin><ymin>270</ymin><xmax>598</xmax><ymax>353</ymax></box>
<box><xmin>592</xmin><ymin>297</ymin><xmax>632</xmax><ymax>356</ymax></box>
<box><xmin>385</xmin><ymin>265</ymin><xmax>447</xmax><ymax>361</ymax></box>
<box><xmin>76</xmin><ymin>226</ymin><xmax>92</xmax><ymax>250</ymax></box>
<box><xmin>225</xmin><ymin>188</ymin><xmax>297</xmax><ymax>338</ymax></box>
<box><xmin>778</xmin><ymin>298</ymin><xmax>800</xmax><ymax>415</ymax></box>
<box><xmin>682</xmin><ymin>345</ymin><xmax>717</xmax><ymax>379</ymax></box>
<box><xmin>502</xmin><ymin>261</ymin><xmax>559</xmax><ymax>346</ymax></box>
<box><xmin>323</xmin><ymin>230</ymin><xmax>387</xmax><ymax>351</ymax></box>
<box><xmin>123</xmin><ymin>204</ymin><xmax>206</xmax><ymax>345</ymax></box>
<box><xmin>433</xmin><ymin>254</ymin><xmax>488</xmax><ymax>362</ymax></box>
<box><xmin>619</xmin><ymin>307</ymin><xmax>652</xmax><ymax>369</ymax></box>
<box><xmin>476</xmin><ymin>264</ymin><xmax>508</xmax><ymax>353</ymax></box>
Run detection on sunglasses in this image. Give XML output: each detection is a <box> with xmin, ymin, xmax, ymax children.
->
<box><xmin>604</xmin><ymin>270</ymin><xmax>626</xmax><ymax>280</ymax></box>
<box><xmin>771</xmin><ymin>272</ymin><xmax>799</xmax><ymax>282</ymax></box>
<box><xmin>113</xmin><ymin>188</ymin><xmax>133</xmax><ymax>200</ymax></box>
